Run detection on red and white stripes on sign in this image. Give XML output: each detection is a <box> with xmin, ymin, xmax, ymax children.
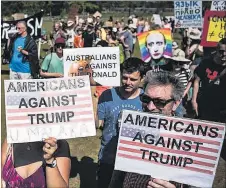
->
<box><xmin>6</xmin><ymin>89</ymin><xmax>94</xmax><ymax>128</ymax></box>
<box><xmin>117</xmin><ymin>125</ymin><xmax>224</xmax><ymax>176</ymax></box>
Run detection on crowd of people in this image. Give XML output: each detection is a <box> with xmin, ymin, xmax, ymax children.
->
<box><xmin>1</xmin><ymin>11</ymin><xmax>226</xmax><ymax>188</ymax></box>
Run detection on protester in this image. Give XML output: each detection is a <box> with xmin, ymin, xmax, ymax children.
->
<box><xmin>96</xmin><ymin>57</ymin><xmax>146</xmax><ymax>188</ymax></box>
<box><xmin>83</xmin><ymin>23</ymin><xmax>97</xmax><ymax>47</ymax></box>
<box><xmin>1</xmin><ymin>137</ymin><xmax>71</xmax><ymax>187</ymax></box>
<box><xmin>40</xmin><ymin>37</ymin><xmax>65</xmax><ymax>78</ymax></box>
<box><xmin>109</xmin><ymin>71</ymin><xmax>186</xmax><ymax>188</ymax></box>
<box><xmin>185</xmin><ymin>28</ymin><xmax>202</xmax><ymax>62</ymax></box>
<box><xmin>49</xmin><ymin>22</ymin><xmax>67</xmax><ymax>48</ymax></box>
<box><xmin>120</xmin><ymin>26</ymin><xmax>133</xmax><ymax>60</ymax></box>
<box><xmin>6</xmin><ymin>21</ymin><xmax>39</xmax><ymax>79</ymax></box>
<box><xmin>137</xmin><ymin>17</ymin><xmax>145</xmax><ymax>34</ymax></box>
<box><xmin>74</xmin><ymin>28</ymin><xmax>84</xmax><ymax>48</ymax></box>
<box><xmin>192</xmin><ymin>38</ymin><xmax>226</xmax><ymax>123</ymax></box>
<box><xmin>65</xmin><ymin>19</ymin><xmax>76</xmax><ymax>48</ymax></box>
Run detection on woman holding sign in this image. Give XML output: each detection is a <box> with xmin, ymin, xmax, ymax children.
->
<box><xmin>1</xmin><ymin>137</ymin><xmax>71</xmax><ymax>187</ymax></box>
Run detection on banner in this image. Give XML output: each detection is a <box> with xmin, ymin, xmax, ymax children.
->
<box><xmin>201</xmin><ymin>10</ymin><xmax>226</xmax><ymax>47</ymax></box>
<box><xmin>115</xmin><ymin>110</ymin><xmax>225</xmax><ymax>188</ymax></box>
<box><xmin>4</xmin><ymin>76</ymin><xmax>96</xmax><ymax>143</ymax></box>
<box><xmin>211</xmin><ymin>1</ymin><xmax>226</xmax><ymax>11</ymax></box>
<box><xmin>63</xmin><ymin>47</ymin><xmax>120</xmax><ymax>87</ymax></box>
<box><xmin>1</xmin><ymin>11</ymin><xmax>44</xmax><ymax>42</ymax></box>
<box><xmin>137</xmin><ymin>28</ymin><xmax>172</xmax><ymax>62</ymax></box>
<box><xmin>174</xmin><ymin>1</ymin><xmax>202</xmax><ymax>28</ymax></box>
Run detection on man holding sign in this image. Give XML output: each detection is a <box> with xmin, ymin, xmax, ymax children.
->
<box><xmin>96</xmin><ymin>57</ymin><xmax>145</xmax><ymax>188</ymax></box>
<box><xmin>110</xmin><ymin>71</ymin><xmax>186</xmax><ymax>188</ymax></box>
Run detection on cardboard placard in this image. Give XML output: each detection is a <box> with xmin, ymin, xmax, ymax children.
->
<box><xmin>64</xmin><ymin>47</ymin><xmax>120</xmax><ymax>87</ymax></box>
<box><xmin>201</xmin><ymin>10</ymin><xmax>226</xmax><ymax>47</ymax></box>
<box><xmin>174</xmin><ymin>1</ymin><xmax>202</xmax><ymax>28</ymax></box>
<box><xmin>211</xmin><ymin>1</ymin><xmax>226</xmax><ymax>11</ymax></box>
<box><xmin>137</xmin><ymin>28</ymin><xmax>172</xmax><ymax>62</ymax></box>
<box><xmin>115</xmin><ymin>110</ymin><xmax>225</xmax><ymax>187</ymax></box>
<box><xmin>5</xmin><ymin>76</ymin><xmax>96</xmax><ymax>143</ymax></box>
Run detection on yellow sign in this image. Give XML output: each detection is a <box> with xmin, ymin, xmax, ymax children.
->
<box><xmin>207</xmin><ymin>17</ymin><xmax>226</xmax><ymax>42</ymax></box>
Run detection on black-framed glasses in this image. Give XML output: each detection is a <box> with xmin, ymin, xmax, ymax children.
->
<box><xmin>140</xmin><ymin>93</ymin><xmax>174</xmax><ymax>108</ymax></box>
<box><xmin>56</xmin><ymin>44</ymin><xmax>65</xmax><ymax>48</ymax></box>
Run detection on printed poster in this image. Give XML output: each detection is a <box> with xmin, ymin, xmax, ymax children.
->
<box><xmin>115</xmin><ymin>110</ymin><xmax>226</xmax><ymax>187</ymax></box>
<box><xmin>5</xmin><ymin>76</ymin><xmax>96</xmax><ymax>143</ymax></box>
<box><xmin>64</xmin><ymin>47</ymin><xmax>120</xmax><ymax>87</ymax></box>
<box><xmin>201</xmin><ymin>10</ymin><xmax>226</xmax><ymax>47</ymax></box>
<box><xmin>137</xmin><ymin>28</ymin><xmax>172</xmax><ymax>63</ymax></box>
<box><xmin>174</xmin><ymin>1</ymin><xmax>202</xmax><ymax>28</ymax></box>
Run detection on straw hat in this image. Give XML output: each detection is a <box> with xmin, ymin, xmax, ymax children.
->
<box><xmin>170</xmin><ymin>50</ymin><xmax>190</xmax><ymax>62</ymax></box>
<box><xmin>188</xmin><ymin>28</ymin><xmax>201</xmax><ymax>40</ymax></box>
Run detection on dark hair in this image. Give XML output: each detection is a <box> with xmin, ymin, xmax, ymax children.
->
<box><xmin>96</xmin><ymin>40</ymin><xmax>109</xmax><ymax>47</ymax></box>
<box><xmin>217</xmin><ymin>38</ymin><xmax>226</xmax><ymax>49</ymax></box>
<box><xmin>121</xmin><ymin>57</ymin><xmax>146</xmax><ymax>78</ymax></box>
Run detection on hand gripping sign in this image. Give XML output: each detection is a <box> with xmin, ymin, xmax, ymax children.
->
<box><xmin>115</xmin><ymin>110</ymin><xmax>226</xmax><ymax>188</ymax></box>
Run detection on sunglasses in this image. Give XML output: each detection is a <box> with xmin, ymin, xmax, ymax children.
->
<box><xmin>56</xmin><ymin>44</ymin><xmax>65</xmax><ymax>48</ymax></box>
<box><xmin>140</xmin><ymin>93</ymin><xmax>174</xmax><ymax>108</ymax></box>
<box><xmin>17</xmin><ymin>27</ymin><xmax>24</xmax><ymax>30</ymax></box>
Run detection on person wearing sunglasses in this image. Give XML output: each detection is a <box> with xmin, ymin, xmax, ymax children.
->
<box><xmin>6</xmin><ymin>21</ymin><xmax>39</xmax><ymax>79</ymax></box>
<box><xmin>111</xmin><ymin>71</ymin><xmax>187</xmax><ymax>188</ymax></box>
<box><xmin>96</xmin><ymin>57</ymin><xmax>146</xmax><ymax>188</ymax></box>
<box><xmin>40</xmin><ymin>37</ymin><xmax>65</xmax><ymax>78</ymax></box>
<box><xmin>192</xmin><ymin>38</ymin><xmax>226</xmax><ymax>123</ymax></box>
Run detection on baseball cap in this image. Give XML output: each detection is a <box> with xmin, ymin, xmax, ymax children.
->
<box><xmin>55</xmin><ymin>37</ymin><xmax>65</xmax><ymax>45</ymax></box>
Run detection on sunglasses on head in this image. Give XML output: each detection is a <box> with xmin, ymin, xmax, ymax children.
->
<box><xmin>140</xmin><ymin>93</ymin><xmax>174</xmax><ymax>108</ymax></box>
<box><xmin>56</xmin><ymin>44</ymin><xmax>65</xmax><ymax>48</ymax></box>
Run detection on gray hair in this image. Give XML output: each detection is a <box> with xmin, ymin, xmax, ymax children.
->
<box><xmin>16</xmin><ymin>21</ymin><xmax>27</xmax><ymax>30</ymax></box>
<box><xmin>144</xmin><ymin>70</ymin><xmax>184</xmax><ymax>101</ymax></box>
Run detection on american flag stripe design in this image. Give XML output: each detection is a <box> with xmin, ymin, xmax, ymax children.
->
<box><xmin>6</xmin><ymin>87</ymin><xmax>94</xmax><ymax>128</ymax></box>
<box><xmin>117</xmin><ymin>124</ymin><xmax>224</xmax><ymax>175</ymax></box>
<box><xmin>7</xmin><ymin>117</ymin><xmax>94</xmax><ymax>128</ymax></box>
<box><xmin>117</xmin><ymin>153</ymin><xmax>214</xmax><ymax>175</ymax></box>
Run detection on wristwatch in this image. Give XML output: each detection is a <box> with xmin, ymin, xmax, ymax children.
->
<box><xmin>45</xmin><ymin>158</ymin><xmax>57</xmax><ymax>168</ymax></box>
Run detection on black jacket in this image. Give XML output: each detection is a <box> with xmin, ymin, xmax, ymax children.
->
<box><xmin>6</xmin><ymin>33</ymin><xmax>40</xmax><ymax>78</ymax></box>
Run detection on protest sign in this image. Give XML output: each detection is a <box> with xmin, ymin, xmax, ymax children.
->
<box><xmin>1</xmin><ymin>11</ymin><xmax>44</xmax><ymax>42</ymax></box>
<box><xmin>152</xmin><ymin>14</ymin><xmax>162</xmax><ymax>26</ymax></box>
<box><xmin>4</xmin><ymin>76</ymin><xmax>96</xmax><ymax>143</ymax></box>
<box><xmin>174</xmin><ymin>1</ymin><xmax>202</xmax><ymax>28</ymax></box>
<box><xmin>211</xmin><ymin>1</ymin><xmax>226</xmax><ymax>11</ymax></box>
<box><xmin>201</xmin><ymin>10</ymin><xmax>226</xmax><ymax>47</ymax></box>
<box><xmin>64</xmin><ymin>47</ymin><xmax>120</xmax><ymax>87</ymax></box>
<box><xmin>115</xmin><ymin>110</ymin><xmax>226</xmax><ymax>187</ymax></box>
<box><xmin>137</xmin><ymin>28</ymin><xmax>172</xmax><ymax>62</ymax></box>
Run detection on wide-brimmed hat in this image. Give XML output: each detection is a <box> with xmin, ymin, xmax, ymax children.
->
<box><xmin>170</xmin><ymin>50</ymin><xmax>190</xmax><ymax>62</ymax></box>
<box><xmin>188</xmin><ymin>28</ymin><xmax>201</xmax><ymax>40</ymax></box>
<box><xmin>172</xmin><ymin>41</ymin><xmax>179</xmax><ymax>49</ymax></box>
<box><xmin>67</xmin><ymin>20</ymin><xmax>75</xmax><ymax>27</ymax></box>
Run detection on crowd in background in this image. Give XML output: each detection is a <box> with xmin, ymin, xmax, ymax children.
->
<box><xmin>1</xmin><ymin>9</ymin><xmax>226</xmax><ymax>188</ymax></box>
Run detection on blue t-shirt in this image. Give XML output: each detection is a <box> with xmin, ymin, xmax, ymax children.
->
<box><xmin>98</xmin><ymin>87</ymin><xmax>143</xmax><ymax>164</ymax></box>
<box><xmin>10</xmin><ymin>36</ymin><xmax>31</xmax><ymax>73</ymax></box>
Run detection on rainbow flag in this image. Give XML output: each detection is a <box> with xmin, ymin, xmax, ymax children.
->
<box><xmin>137</xmin><ymin>28</ymin><xmax>172</xmax><ymax>62</ymax></box>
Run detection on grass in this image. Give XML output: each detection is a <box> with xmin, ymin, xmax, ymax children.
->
<box><xmin>1</xmin><ymin>19</ymin><xmax>225</xmax><ymax>188</ymax></box>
